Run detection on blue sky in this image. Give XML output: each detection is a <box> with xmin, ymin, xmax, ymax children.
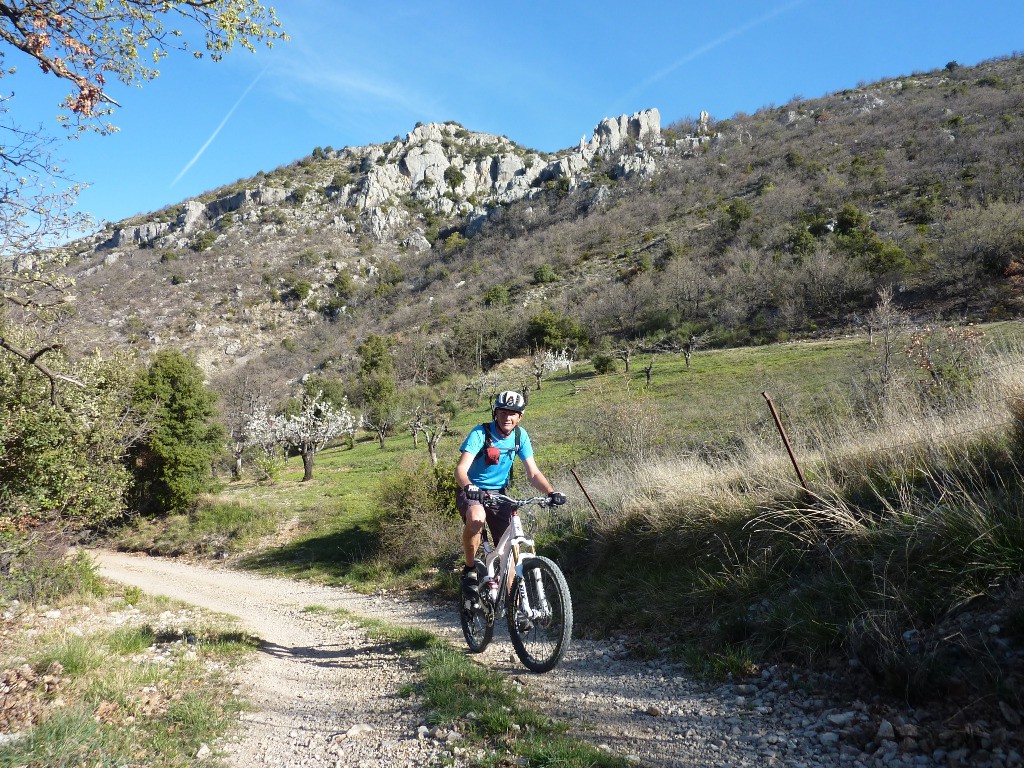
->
<box><xmin>17</xmin><ymin>0</ymin><xmax>1024</xmax><ymax>228</ymax></box>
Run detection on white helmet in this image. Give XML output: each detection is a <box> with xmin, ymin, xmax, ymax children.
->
<box><xmin>493</xmin><ymin>390</ymin><xmax>526</xmax><ymax>414</ymax></box>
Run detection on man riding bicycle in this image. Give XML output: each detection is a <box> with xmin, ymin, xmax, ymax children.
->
<box><xmin>455</xmin><ymin>390</ymin><xmax>566</xmax><ymax>599</ymax></box>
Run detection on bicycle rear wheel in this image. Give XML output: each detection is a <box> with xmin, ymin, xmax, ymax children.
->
<box><xmin>507</xmin><ymin>555</ymin><xmax>572</xmax><ymax>673</ymax></box>
<box><xmin>460</xmin><ymin>561</ymin><xmax>493</xmax><ymax>653</ymax></box>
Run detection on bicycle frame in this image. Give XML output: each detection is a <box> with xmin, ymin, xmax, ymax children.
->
<box><xmin>461</xmin><ymin>491</ymin><xmax>572</xmax><ymax>672</ymax></box>
<box><xmin>478</xmin><ymin>496</ymin><xmax>552</xmax><ymax>621</ymax></box>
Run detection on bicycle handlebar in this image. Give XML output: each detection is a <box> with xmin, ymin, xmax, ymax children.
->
<box><xmin>482</xmin><ymin>492</ymin><xmax>552</xmax><ymax>509</ymax></box>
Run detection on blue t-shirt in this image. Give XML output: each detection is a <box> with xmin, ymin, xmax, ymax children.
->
<box><xmin>459</xmin><ymin>422</ymin><xmax>534</xmax><ymax>489</ymax></box>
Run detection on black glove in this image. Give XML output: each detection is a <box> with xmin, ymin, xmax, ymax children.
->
<box><xmin>548</xmin><ymin>491</ymin><xmax>566</xmax><ymax>506</ymax></box>
<box><xmin>464</xmin><ymin>484</ymin><xmax>484</xmax><ymax>501</ymax></box>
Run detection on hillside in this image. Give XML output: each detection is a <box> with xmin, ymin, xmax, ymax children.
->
<box><xmin>59</xmin><ymin>54</ymin><xmax>1024</xmax><ymax>393</ymax></box>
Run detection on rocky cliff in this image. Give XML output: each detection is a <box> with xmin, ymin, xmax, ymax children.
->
<box><xmin>67</xmin><ymin>107</ymin><xmax>707</xmax><ymax>375</ymax></box>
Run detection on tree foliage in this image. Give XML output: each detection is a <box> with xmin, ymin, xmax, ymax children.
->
<box><xmin>2</xmin><ymin>0</ymin><xmax>285</xmax><ymax>132</ymax></box>
<box><xmin>0</xmin><ymin>1</ymin><xmax>284</xmax><ymax>529</ymax></box>
<box><xmin>275</xmin><ymin>390</ymin><xmax>354</xmax><ymax>481</ymax></box>
<box><xmin>130</xmin><ymin>350</ymin><xmax>222</xmax><ymax>514</ymax></box>
<box><xmin>0</xmin><ymin>333</ymin><xmax>138</xmax><ymax>528</ymax></box>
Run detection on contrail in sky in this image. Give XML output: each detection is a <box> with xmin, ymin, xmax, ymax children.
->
<box><xmin>616</xmin><ymin>0</ymin><xmax>806</xmax><ymax>108</ymax></box>
<box><xmin>172</xmin><ymin>65</ymin><xmax>268</xmax><ymax>186</ymax></box>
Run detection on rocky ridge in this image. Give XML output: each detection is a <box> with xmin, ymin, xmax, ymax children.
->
<box><xmin>92</xmin><ymin>108</ymin><xmax>671</xmax><ymax>253</ymax></box>
<box><xmin>63</xmin><ymin>107</ymin><xmax>705</xmax><ymax>375</ymax></box>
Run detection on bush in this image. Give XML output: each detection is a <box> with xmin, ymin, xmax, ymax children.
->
<box><xmin>592</xmin><ymin>353</ymin><xmax>616</xmax><ymax>374</ymax></box>
<box><xmin>130</xmin><ymin>350</ymin><xmax>223</xmax><ymax>515</ymax></box>
<box><xmin>0</xmin><ymin>341</ymin><xmax>136</xmax><ymax>529</ymax></box>
<box><xmin>444</xmin><ymin>165</ymin><xmax>466</xmax><ymax>190</ymax></box>
<box><xmin>533</xmin><ymin>264</ymin><xmax>560</xmax><ymax>284</ymax></box>
<box><xmin>482</xmin><ymin>284</ymin><xmax>511</xmax><ymax>306</ymax></box>
<box><xmin>190</xmin><ymin>230</ymin><xmax>217</xmax><ymax>252</ymax></box>
<box><xmin>444</xmin><ymin>232</ymin><xmax>469</xmax><ymax>253</ymax></box>
<box><xmin>329</xmin><ymin>171</ymin><xmax>352</xmax><ymax>189</ymax></box>
<box><xmin>375</xmin><ymin>458</ymin><xmax>459</xmax><ymax>572</ymax></box>
<box><xmin>0</xmin><ymin>532</ymin><xmax>104</xmax><ymax>604</ymax></box>
<box><xmin>526</xmin><ymin>307</ymin><xmax>586</xmax><ymax>349</ymax></box>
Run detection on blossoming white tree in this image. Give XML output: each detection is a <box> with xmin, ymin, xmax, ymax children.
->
<box><xmin>272</xmin><ymin>391</ymin><xmax>355</xmax><ymax>482</ymax></box>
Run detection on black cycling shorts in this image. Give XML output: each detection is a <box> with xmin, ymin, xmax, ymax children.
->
<box><xmin>456</xmin><ymin>487</ymin><xmax>513</xmax><ymax>545</ymax></box>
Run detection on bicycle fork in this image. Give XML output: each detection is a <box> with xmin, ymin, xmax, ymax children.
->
<box><xmin>515</xmin><ymin>557</ymin><xmax>552</xmax><ymax>621</ymax></box>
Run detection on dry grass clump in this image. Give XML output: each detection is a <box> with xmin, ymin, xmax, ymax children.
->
<box><xmin>564</xmin><ymin>344</ymin><xmax>1024</xmax><ymax>701</ymax></box>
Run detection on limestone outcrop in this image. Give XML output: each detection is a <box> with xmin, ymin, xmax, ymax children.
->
<box><xmin>90</xmin><ymin>106</ymin><xmax>714</xmax><ymax>253</ymax></box>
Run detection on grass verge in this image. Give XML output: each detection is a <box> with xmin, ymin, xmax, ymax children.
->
<box><xmin>318</xmin><ymin>607</ymin><xmax>631</xmax><ymax>768</ymax></box>
<box><xmin>0</xmin><ymin>586</ymin><xmax>258</xmax><ymax>768</ymax></box>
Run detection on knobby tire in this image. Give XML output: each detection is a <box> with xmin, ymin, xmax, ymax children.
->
<box><xmin>507</xmin><ymin>555</ymin><xmax>572</xmax><ymax>673</ymax></box>
<box><xmin>460</xmin><ymin>560</ymin><xmax>493</xmax><ymax>652</ymax></box>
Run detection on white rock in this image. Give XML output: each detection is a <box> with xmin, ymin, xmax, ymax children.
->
<box><xmin>345</xmin><ymin>723</ymin><xmax>374</xmax><ymax>739</ymax></box>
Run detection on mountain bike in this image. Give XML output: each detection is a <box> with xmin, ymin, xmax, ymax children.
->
<box><xmin>459</xmin><ymin>492</ymin><xmax>573</xmax><ymax>673</ymax></box>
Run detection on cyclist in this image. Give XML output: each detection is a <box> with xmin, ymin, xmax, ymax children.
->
<box><xmin>455</xmin><ymin>390</ymin><xmax>566</xmax><ymax>599</ymax></box>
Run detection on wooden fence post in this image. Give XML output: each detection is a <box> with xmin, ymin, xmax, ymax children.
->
<box><xmin>761</xmin><ymin>392</ymin><xmax>809</xmax><ymax>492</ymax></box>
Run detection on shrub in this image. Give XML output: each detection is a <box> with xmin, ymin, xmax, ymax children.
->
<box><xmin>375</xmin><ymin>458</ymin><xmax>459</xmax><ymax>571</ymax></box>
<box><xmin>190</xmin><ymin>231</ymin><xmax>217</xmax><ymax>252</ymax></box>
<box><xmin>129</xmin><ymin>350</ymin><xmax>222</xmax><ymax>515</ymax></box>
<box><xmin>0</xmin><ymin>533</ymin><xmax>103</xmax><ymax>603</ymax></box>
<box><xmin>592</xmin><ymin>353</ymin><xmax>616</xmax><ymax>375</ymax></box>
<box><xmin>526</xmin><ymin>308</ymin><xmax>586</xmax><ymax>350</ymax></box>
<box><xmin>482</xmin><ymin>284</ymin><xmax>511</xmax><ymax>306</ymax></box>
<box><xmin>0</xmin><ymin>341</ymin><xmax>136</xmax><ymax>529</ymax></box>
<box><xmin>444</xmin><ymin>165</ymin><xmax>466</xmax><ymax>190</ymax></box>
<box><xmin>330</xmin><ymin>171</ymin><xmax>353</xmax><ymax>189</ymax></box>
<box><xmin>722</xmin><ymin>198</ymin><xmax>752</xmax><ymax>233</ymax></box>
<box><xmin>533</xmin><ymin>264</ymin><xmax>560</xmax><ymax>284</ymax></box>
<box><xmin>290</xmin><ymin>279</ymin><xmax>313</xmax><ymax>301</ymax></box>
<box><xmin>444</xmin><ymin>232</ymin><xmax>469</xmax><ymax>253</ymax></box>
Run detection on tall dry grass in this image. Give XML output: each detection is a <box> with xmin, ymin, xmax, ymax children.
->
<box><xmin>558</xmin><ymin>343</ymin><xmax>1024</xmax><ymax>700</ymax></box>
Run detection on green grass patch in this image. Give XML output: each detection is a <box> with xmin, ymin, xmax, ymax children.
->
<box><xmin>0</xmin><ymin>587</ymin><xmax>256</xmax><ymax>768</ymax></box>
<box><xmin>111</xmin><ymin>495</ymin><xmax>284</xmax><ymax>556</ymax></box>
<box><xmin>328</xmin><ymin>609</ymin><xmax>631</xmax><ymax>767</ymax></box>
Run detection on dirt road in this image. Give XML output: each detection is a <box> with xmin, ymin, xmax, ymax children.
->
<box><xmin>93</xmin><ymin>550</ymin><xmax>941</xmax><ymax>768</ymax></box>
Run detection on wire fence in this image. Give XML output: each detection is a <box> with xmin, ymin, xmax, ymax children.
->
<box><xmin>721</xmin><ymin>344</ymin><xmax>1024</xmax><ymax>492</ymax></box>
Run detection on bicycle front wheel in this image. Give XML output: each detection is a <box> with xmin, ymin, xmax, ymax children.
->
<box><xmin>507</xmin><ymin>555</ymin><xmax>572</xmax><ymax>673</ymax></box>
<box><xmin>460</xmin><ymin>561</ymin><xmax>493</xmax><ymax>653</ymax></box>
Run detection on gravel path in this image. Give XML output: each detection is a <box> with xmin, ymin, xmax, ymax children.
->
<box><xmin>92</xmin><ymin>550</ymin><xmax>992</xmax><ymax>768</ymax></box>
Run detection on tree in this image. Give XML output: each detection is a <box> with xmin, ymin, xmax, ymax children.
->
<box><xmin>0</xmin><ymin>338</ymin><xmax>139</xmax><ymax>529</ymax></box>
<box><xmin>529</xmin><ymin>348</ymin><xmax>568</xmax><ymax>391</ymax></box>
<box><xmin>421</xmin><ymin>410</ymin><xmax>451</xmax><ymax>467</ymax></box>
<box><xmin>218</xmin><ymin>368</ymin><xmax>275</xmax><ymax>479</ymax></box>
<box><xmin>130</xmin><ymin>350</ymin><xmax>222</xmax><ymax>514</ymax></box>
<box><xmin>0</xmin><ymin>124</ymin><xmax>92</xmax><ymax>398</ymax></box>
<box><xmin>526</xmin><ymin>308</ymin><xmax>587</xmax><ymax>351</ymax></box>
<box><xmin>611</xmin><ymin>338</ymin><xmax>644</xmax><ymax>374</ymax></box>
<box><xmin>404</xmin><ymin>387</ymin><xmax>456</xmax><ymax>466</ymax></box>
<box><xmin>358</xmin><ymin>334</ymin><xmax>401</xmax><ymax>449</ymax></box>
<box><xmin>681</xmin><ymin>331</ymin><xmax>712</xmax><ymax>369</ymax></box>
<box><xmin>2</xmin><ymin>1</ymin><xmax>284</xmax><ymax>134</ymax></box>
<box><xmin>1</xmin><ymin>1</ymin><xmax>285</xmax><ymax>384</ymax></box>
<box><xmin>361</xmin><ymin>375</ymin><xmax>402</xmax><ymax>449</ymax></box>
<box><xmin>865</xmin><ymin>285</ymin><xmax>907</xmax><ymax>390</ymax></box>
<box><xmin>276</xmin><ymin>391</ymin><xmax>354</xmax><ymax>482</ymax></box>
